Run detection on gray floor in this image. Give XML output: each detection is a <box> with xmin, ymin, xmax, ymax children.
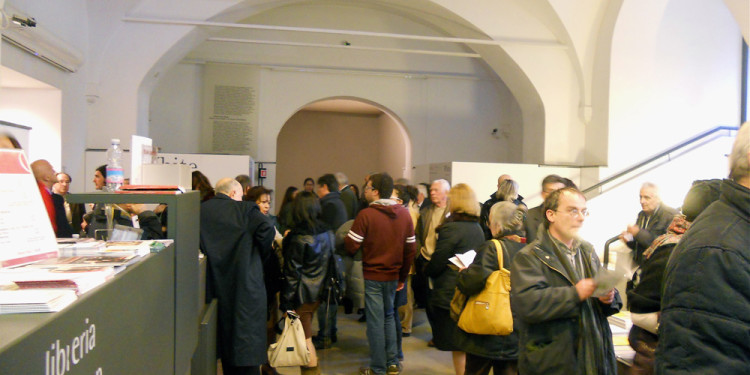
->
<box><xmin>220</xmin><ymin>307</ymin><xmax>456</xmax><ymax>375</ymax></box>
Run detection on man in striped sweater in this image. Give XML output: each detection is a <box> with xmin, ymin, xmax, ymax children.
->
<box><xmin>345</xmin><ymin>172</ymin><xmax>416</xmax><ymax>375</ymax></box>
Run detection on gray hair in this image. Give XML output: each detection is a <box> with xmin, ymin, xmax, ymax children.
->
<box><xmin>729</xmin><ymin>123</ymin><xmax>750</xmax><ymax>181</ymax></box>
<box><xmin>216</xmin><ymin>177</ymin><xmax>241</xmax><ymax>195</ymax></box>
<box><xmin>432</xmin><ymin>179</ymin><xmax>450</xmax><ymax>192</ymax></box>
<box><xmin>335</xmin><ymin>172</ymin><xmax>349</xmax><ymax>186</ymax></box>
<box><xmin>496</xmin><ymin>179</ymin><xmax>519</xmax><ymax>201</ymax></box>
<box><xmin>489</xmin><ymin>201</ymin><xmax>526</xmax><ymax>236</ymax></box>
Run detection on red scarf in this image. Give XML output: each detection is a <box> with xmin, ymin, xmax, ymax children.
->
<box><xmin>37</xmin><ymin>180</ymin><xmax>57</xmax><ymax>233</ymax></box>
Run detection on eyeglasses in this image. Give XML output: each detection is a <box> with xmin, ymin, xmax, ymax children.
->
<box><xmin>365</xmin><ymin>185</ymin><xmax>375</xmax><ymax>191</ymax></box>
<box><xmin>555</xmin><ymin>208</ymin><xmax>589</xmax><ymax>218</ymax></box>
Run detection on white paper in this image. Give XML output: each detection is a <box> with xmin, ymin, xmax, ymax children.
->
<box><xmin>449</xmin><ymin>250</ymin><xmax>476</xmax><ymax>269</ymax></box>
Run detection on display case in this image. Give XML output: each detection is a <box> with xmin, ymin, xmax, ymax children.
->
<box><xmin>0</xmin><ymin>191</ymin><xmax>202</xmax><ymax>375</ymax></box>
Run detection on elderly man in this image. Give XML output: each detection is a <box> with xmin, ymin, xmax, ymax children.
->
<box><xmin>200</xmin><ymin>178</ymin><xmax>275</xmax><ymax>375</ymax></box>
<box><xmin>620</xmin><ymin>183</ymin><xmax>678</xmax><ymax>266</ymax></box>
<box><xmin>511</xmin><ymin>187</ymin><xmax>621</xmax><ymax>375</ymax></box>
<box><xmin>413</xmin><ymin>179</ymin><xmax>450</xmax><ymax>311</ymax></box>
<box><xmin>31</xmin><ymin>160</ymin><xmax>73</xmax><ymax>238</ymax></box>
<box><xmin>53</xmin><ymin>172</ymin><xmax>86</xmax><ymax>235</ymax></box>
<box><xmin>481</xmin><ymin>174</ymin><xmax>526</xmax><ymax>239</ymax></box>
<box><xmin>524</xmin><ymin>174</ymin><xmax>568</xmax><ymax>243</ymax></box>
<box><xmin>656</xmin><ymin>124</ymin><xmax>750</xmax><ymax>374</ymax></box>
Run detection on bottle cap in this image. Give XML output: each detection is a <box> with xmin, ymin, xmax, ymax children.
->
<box><xmin>111</xmin><ymin>138</ymin><xmax>120</xmax><ymax>144</ymax></box>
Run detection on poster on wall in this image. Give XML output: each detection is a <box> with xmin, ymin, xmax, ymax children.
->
<box><xmin>202</xmin><ymin>64</ymin><xmax>260</xmax><ymax>158</ymax></box>
<box><xmin>0</xmin><ymin>149</ymin><xmax>58</xmax><ymax>267</ymax></box>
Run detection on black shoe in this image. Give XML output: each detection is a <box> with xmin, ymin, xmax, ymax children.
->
<box><xmin>331</xmin><ymin>332</ymin><xmax>338</xmax><ymax>343</ymax></box>
<box><xmin>312</xmin><ymin>335</ymin><xmax>332</xmax><ymax>350</ymax></box>
<box><xmin>358</xmin><ymin>314</ymin><xmax>366</xmax><ymax>323</ymax></box>
<box><xmin>343</xmin><ymin>298</ymin><xmax>354</xmax><ymax>314</ymax></box>
<box><xmin>402</xmin><ymin>332</ymin><xmax>411</xmax><ymax>337</ymax></box>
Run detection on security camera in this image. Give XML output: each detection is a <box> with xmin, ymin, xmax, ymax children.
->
<box><xmin>492</xmin><ymin>128</ymin><xmax>498</xmax><ymax>134</ymax></box>
<box><xmin>11</xmin><ymin>15</ymin><xmax>36</xmax><ymax>27</ymax></box>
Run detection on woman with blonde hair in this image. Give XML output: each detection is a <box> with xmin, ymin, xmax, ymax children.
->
<box><xmin>424</xmin><ymin>183</ymin><xmax>485</xmax><ymax>375</ymax></box>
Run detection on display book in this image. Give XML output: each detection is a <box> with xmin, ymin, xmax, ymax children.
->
<box><xmin>0</xmin><ymin>239</ymin><xmax>173</xmax><ymax>314</ymax></box>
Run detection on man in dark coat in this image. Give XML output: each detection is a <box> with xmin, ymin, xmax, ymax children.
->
<box><xmin>336</xmin><ymin>172</ymin><xmax>359</xmax><ymax>220</ymax></box>
<box><xmin>480</xmin><ymin>174</ymin><xmax>525</xmax><ymax>240</ymax></box>
<box><xmin>656</xmin><ymin>125</ymin><xmax>750</xmax><ymax>374</ymax></box>
<box><xmin>523</xmin><ymin>174</ymin><xmax>567</xmax><ymax>243</ymax></box>
<box><xmin>200</xmin><ymin>177</ymin><xmax>275</xmax><ymax>375</ymax></box>
<box><xmin>511</xmin><ymin>188</ymin><xmax>621</xmax><ymax>375</ymax></box>
<box><xmin>313</xmin><ymin>173</ymin><xmax>348</xmax><ymax>349</ymax></box>
<box><xmin>619</xmin><ymin>182</ymin><xmax>678</xmax><ymax>266</ymax></box>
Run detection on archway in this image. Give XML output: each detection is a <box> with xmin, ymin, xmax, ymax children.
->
<box><xmin>274</xmin><ymin>97</ymin><xmax>411</xmax><ymax>214</ymax></box>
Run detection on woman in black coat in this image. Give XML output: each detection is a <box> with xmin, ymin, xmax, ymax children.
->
<box><xmin>280</xmin><ymin>191</ymin><xmax>335</xmax><ymax>375</ymax></box>
<box><xmin>424</xmin><ymin>183</ymin><xmax>485</xmax><ymax>375</ymax></box>
<box><xmin>456</xmin><ymin>201</ymin><xmax>527</xmax><ymax>375</ymax></box>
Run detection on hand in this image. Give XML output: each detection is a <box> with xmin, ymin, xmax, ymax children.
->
<box><xmin>598</xmin><ymin>289</ymin><xmax>615</xmax><ymax>304</ymax></box>
<box><xmin>397</xmin><ymin>282</ymin><xmax>404</xmax><ymax>291</ymax></box>
<box><xmin>128</xmin><ymin>203</ymin><xmax>146</xmax><ymax>215</ymax></box>
<box><xmin>575</xmin><ymin>278</ymin><xmax>596</xmax><ymax>301</ymax></box>
<box><xmin>626</xmin><ymin>225</ymin><xmax>640</xmax><ymax>236</ymax></box>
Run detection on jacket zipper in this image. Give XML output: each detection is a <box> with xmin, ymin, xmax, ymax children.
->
<box><xmin>533</xmin><ymin>246</ymin><xmax>574</xmax><ymax>286</ymax></box>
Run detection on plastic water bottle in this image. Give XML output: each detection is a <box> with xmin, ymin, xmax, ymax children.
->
<box><xmin>105</xmin><ymin>138</ymin><xmax>124</xmax><ymax>192</ymax></box>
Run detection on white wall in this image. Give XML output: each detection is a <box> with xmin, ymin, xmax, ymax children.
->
<box><xmin>148</xmin><ymin>63</ymin><xmax>203</xmax><ymax>153</ymax></box>
<box><xmin>0</xmin><ymin>88</ymin><xmax>61</xmax><ymax>169</ymax></box>
<box><xmin>607</xmin><ymin>0</ymin><xmax>742</xmax><ymax>174</ymax></box>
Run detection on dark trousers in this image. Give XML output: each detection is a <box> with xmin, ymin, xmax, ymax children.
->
<box><xmin>222</xmin><ymin>364</ymin><xmax>260</xmax><ymax>375</ymax></box>
<box><xmin>464</xmin><ymin>353</ymin><xmax>517</xmax><ymax>375</ymax></box>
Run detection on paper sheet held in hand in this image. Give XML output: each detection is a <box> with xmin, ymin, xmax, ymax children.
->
<box><xmin>449</xmin><ymin>250</ymin><xmax>476</xmax><ymax>269</ymax></box>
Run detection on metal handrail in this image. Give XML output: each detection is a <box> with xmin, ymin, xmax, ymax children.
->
<box><xmin>582</xmin><ymin>125</ymin><xmax>739</xmax><ymax>194</ymax></box>
<box><xmin>602</xmin><ymin>235</ymin><xmax>621</xmax><ymax>267</ymax></box>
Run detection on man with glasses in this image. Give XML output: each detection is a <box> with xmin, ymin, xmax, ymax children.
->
<box><xmin>53</xmin><ymin>172</ymin><xmax>86</xmax><ymax>236</ymax></box>
<box><xmin>511</xmin><ymin>187</ymin><xmax>621</xmax><ymax>375</ymax></box>
<box><xmin>345</xmin><ymin>173</ymin><xmax>416</xmax><ymax>375</ymax></box>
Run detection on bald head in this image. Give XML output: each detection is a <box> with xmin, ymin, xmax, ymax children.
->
<box><xmin>31</xmin><ymin>160</ymin><xmax>56</xmax><ymax>188</ymax></box>
<box><xmin>215</xmin><ymin>177</ymin><xmax>243</xmax><ymax>201</ymax></box>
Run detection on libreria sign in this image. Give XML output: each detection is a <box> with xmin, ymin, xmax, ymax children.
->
<box><xmin>44</xmin><ymin>318</ymin><xmax>97</xmax><ymax>375</ymax></box>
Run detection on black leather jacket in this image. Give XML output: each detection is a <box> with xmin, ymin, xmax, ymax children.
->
<box><xmin>280</xmin><ymin>229</ymin><xmax>335</xmax><ymax>311</ymax></box>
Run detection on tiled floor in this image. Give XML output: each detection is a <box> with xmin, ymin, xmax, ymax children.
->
<box><xmin>221</xmin><ymin>307</ymin><xmax>456</xmax><ymax>375</ymax></box>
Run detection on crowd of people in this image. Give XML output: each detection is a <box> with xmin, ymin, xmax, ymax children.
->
<box><xmin>2</xmin><ymin>125</ymin><xmax>748</xmax><ymax>375</ymax></box>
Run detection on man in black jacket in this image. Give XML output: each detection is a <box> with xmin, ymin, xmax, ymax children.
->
<box><xmin>657</xmin><ymin>124</ymin><xmax>750</xmax><ymax>374</ymax></box>
<box><xmin>200</xmin><ymin>178</ymin><xmax>275</xmax><ymax>375</ymax></box>
<box><xmin>313</xmin><ymin>173</ymin><xmax>348</xmax><ymax>349</ymax></box>
<box><xmin>524</xmin><ymin>174</ymin><xmax>567</xmax><ymax>243</ymax></box>
<box><xmin>511</xmin><ymin>187</ymin><xmax>621</xmax><ymax>375</ymax></box>
<box><xmin>619</xmin><ymin>182</ymin><xmax>678</xmax><ymax>266</ymax></box>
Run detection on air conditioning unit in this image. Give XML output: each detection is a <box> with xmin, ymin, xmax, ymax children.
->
<box><xmin>0</xmin><ymin>3</ymin><xmax>84</xmax><ymax>73</ymax></box>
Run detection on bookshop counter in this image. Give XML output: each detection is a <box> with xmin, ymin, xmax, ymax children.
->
<box><xmin>0</xmin><ymin>191</ymin><xmax>209</xmax><ymax>375</ymax></box>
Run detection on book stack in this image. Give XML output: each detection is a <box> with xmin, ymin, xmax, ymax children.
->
<box><xmin>0</xmin><ymin>266</ymin><xmax>115</xmax><ymax>296</ymax></box>
<box><xmin>608</xmin><ymin>310</ymin><xmax>635</xmax><ymax>365</ymax></box>
<box><xmin>58</xmin><ymin>239</ymin><xmax>151</xmax><ymax>257</ymax></box>
<box><xmin>608</xmin><ymin>310</ymin><xmax>633</xmax><ymax>330</ymax></box>
<box><xmin>0</xmin><ymin>289</ymin><xmax>78</xmax><ymax>314</ymax></box>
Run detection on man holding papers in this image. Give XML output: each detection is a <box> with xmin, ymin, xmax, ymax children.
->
<box><xmin>511</xmin><ymin>187</ymin><xmax>621</xmax><ymax>375</ymax></box>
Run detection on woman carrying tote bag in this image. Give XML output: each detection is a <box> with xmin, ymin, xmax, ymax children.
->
<box><xmin>456</xmin><ymin>201</ymin><xmax>527</xmax><ymax>375</ymax></box>
<box><xmin>280</xmin><ymin>191</ymin><xmax>336</xmax><ymax>375</ymax></box>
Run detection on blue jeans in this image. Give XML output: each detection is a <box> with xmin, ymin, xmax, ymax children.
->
<box><xmin>316</xmin><ymin>298</ymin><xmax>337</xmax><ymax>339</ymax></box>
<box><xmin>364</xmin><ymin>279</ymin><xmax>399</xmax><ymax>374</ymax></box>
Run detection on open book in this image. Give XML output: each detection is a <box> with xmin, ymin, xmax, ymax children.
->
<box><xmin>449</xmin><ymin>250</ymin><xmax>477</xmax><ymax>269</ymax></box>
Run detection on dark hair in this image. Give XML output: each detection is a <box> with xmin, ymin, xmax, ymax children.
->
<box><xmin>542</xmin><ymin>187</ymin><xmax>585</xmax><ymax>228</ymax></box>
<box><xmin>278</xmin><ymin>186</ymin><xmax>298</xmax><ymax>215</ymax></box>
<box><xmin>192</xmin><ymin>171</ymin><xmax>215</xmax><ymax>201</ymax></box>
<box><xmin>57</xmin><ymin>172</ymin><xmax>72</xmax><ymax>183</ymax></box>
<box><xmin>292</xmin><ymin>191</ymin><xmax>325</xmax><ymax>233</ymax></box>
<box><xmin>562</xmin><ymin>178</ymin><xmax>578</xmax><ymax>190</ymax></box>
<box><xmin>349</xmin><ymin>183</ymin><xmax>360</xmax><ymax>198</ymax></box>
<box><xmin>541</xmin><ymin>174</ymin><xmax>567</xmax><ymax>188</ymax></box>
<box><xmin>682</xmin><ymin>179</ymin><xmax>721</xmax><ymax>222</ymax></box>
<box><xmin>369</xmin><ymin>173</ymin><xmax>394</xmax><ymax>199</ymax></box>
<box><xmin>393</xmin><ymin>185</ymin><xmax>409</xmax><ymax>205</ymax></box>
<box><xmin>96</xmin><ymin>165</ymin><xmax>107</xmax><ymax>179</ymax></box>
<box><xmin>246</xmin><ymin>185</ymin><xmax>272</xmax><ymax>203</ymax></box>
<box><xmin>235</xmin><ymin>174</ymin><xmax>251</xmax><ymax>193</ymax></box>
<box><xmin>317</xmin><ymin>174</ymin><xmax>339</xmax><ymax>192</ymax></box>
<box><xmin>304</xmin><ymin>177</ymin><xmax>315</xmax><ymax>185</ymax></box>
<box><xmin>0</xmin><ymin>132</ymin><xmax>22</xmax><ymax>149</ymax></box>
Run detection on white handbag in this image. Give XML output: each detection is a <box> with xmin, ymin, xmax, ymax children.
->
<box><xmin>267</xmin><ymin>311</ymin><xmax>310</xmax><ymax>367</ymax></box>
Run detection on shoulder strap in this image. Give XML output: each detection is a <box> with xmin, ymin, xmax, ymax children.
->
<box><xmin>491</xmin><ymin>239</ymin><xmax>505</xmax><ymax>271</ymax></box>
